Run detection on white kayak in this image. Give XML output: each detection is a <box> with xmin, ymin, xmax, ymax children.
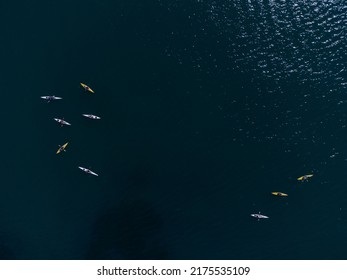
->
<box><xmin>251</xmin><ymin>213</ymin><xmax>269</xmax><ymax>219</ymax></box>
<box><xmin>82</xmin><ymin>114</ymin><xmax>101</xmax><ymax>120</ymax></box>
<box><xmin>40</xmin><ymin>95</ymin><xmax>62</xmax><ymax>102</ymax></box>
<box><xmin>54</xmin><ymin>118</ymin><xmax>71</xmax><ymax>126</ymax></box>
<box><xmin>78</xmin><ymin>166</ymin><xmax>99</xmax><ymax>176</ymax></box>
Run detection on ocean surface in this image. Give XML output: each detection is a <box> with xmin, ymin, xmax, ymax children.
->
<box><xmin>1</xmin><ymin>0</ymin><xmax>347</xmax><ymax>259</ymax></box>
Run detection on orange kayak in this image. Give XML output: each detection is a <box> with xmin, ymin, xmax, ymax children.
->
<box><xmin>56</xmin><ymin>142</ymin><xmax>69</xmax><ymax>154</ymax></box>
<box><xmin>80</xmin><ymin>83</ymin><xmax>94</xmax><ymax>93</ymax></box>
<box><xmin>271</xmin><ymin>192</ymin><xmax>288</xmax><ymax>197</ymax></box>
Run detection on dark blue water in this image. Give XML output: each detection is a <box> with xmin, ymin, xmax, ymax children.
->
<box><xmin>1</xmin><ymin>0</ymin><xmax>347</xmax><ymax>259</ymax></box>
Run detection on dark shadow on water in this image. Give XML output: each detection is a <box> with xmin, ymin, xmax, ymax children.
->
<box><xmin>0</xmin><ymin>244</ymin><xmax>15</xmax><ymax>260</ymax></box>
<box><xmin>0</xmin><ymin>234</ymin><xmax>17</xmax><ymax>260</ymax></box>
<box><xmin>87</xmin><ymin>198</ymin><xmax>168</xmax><ymax>260</ymax></box>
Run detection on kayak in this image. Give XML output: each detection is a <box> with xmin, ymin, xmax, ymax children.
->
<box><xmin>41</xmin><ymin>96</ymin><xmax>62</xmax><ymax>100</ymax></box>
<box><xmin>271</xmin><ymin>192</ymin><xmax>288</xmax><ymax>197</ymax></box>
<box><xmin>82</xmin><ymin>114</ymin><xmax>101</xmax><ymax>120</ymax></box>
<box><xmin>297</xmin><ymin>174</ymin><xmax>313</xmax><ymax>181</ymax></box>
<box><xmin>54</xmin><ymin>118</ymin><xmax>71</xmax><ymax>126</ymax></box>
<box><xmin>78</xmin><ymin>166</ymin><xmax>98</xmax><ymax>176</ymax></box>
<box><xmin>56</xmin><ymin>142</ymin><xmax>69</xmax><ymax>154</ymax></box>
<box><xmin>80</xmin><ymin>83</ymin><xmax>94</xmax><ymax>93</ymax></box>
<box><xmin>251</xmin><ymin>213</ymin><xmax>269</xmax><ymax>219</ymax></box>
<box><xmin>40</xmin><ymin>96</ymin><xmax>62</xmax><ymax>101</ymax></box>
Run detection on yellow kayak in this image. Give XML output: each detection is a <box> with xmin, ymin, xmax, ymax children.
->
<box><xmin>271</xmin><ymin>192</ymin><xmax>288</xmax><ymax>197</ymax></box>
<box><xmin>56</xmin><ymin>142</ymin><xmax>69</xmax><ymax>154</ymax></box>
<box><xmin>80</xmin><ymin>83</ymin><xmax>94</xmax><ymax>93</ymax></box>
<box><xmin>297</xmin><ymin>174</ymin><xmax>313</xmax><ymax>181</ymax></box>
